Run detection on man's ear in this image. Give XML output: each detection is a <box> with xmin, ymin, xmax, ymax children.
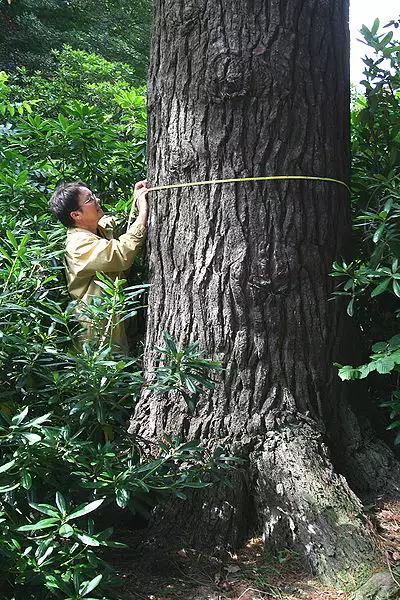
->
<box><xmin>70</xmin><ymin>210</ymin><xmax>80</xmax><ymax>224</ymax></box>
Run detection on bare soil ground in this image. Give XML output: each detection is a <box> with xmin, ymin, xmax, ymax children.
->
<box><xmin>111</xmin><ymin>500</ymin><xmax>400</xmax><ymax>600</ymax></box>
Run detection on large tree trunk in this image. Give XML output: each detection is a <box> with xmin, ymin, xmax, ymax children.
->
<box><xmin>129</xmin><ymin>0</ymin><xmax>400</xmax><ymax>584</ymax></box>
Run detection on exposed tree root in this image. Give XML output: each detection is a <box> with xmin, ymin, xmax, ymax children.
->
<box><xmin>252</xmin><ymin>421</ymin><xmax>379</xmax><ymax>584</ymax></box>
<box><xmin>350</xmin><ymin>571</ymin><xmax>399</xmax><ymax>600</ymax></box>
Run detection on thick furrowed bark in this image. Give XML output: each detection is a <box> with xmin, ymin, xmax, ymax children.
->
<box><xmin>329</xmin><ymin>402</ymin><xmax>400</xmax><ymax>499</ymax></box>
<box><xmin>131</xmin><ymin>410</ymin><xmax>379</xmax><ymax>581</ymax></box>
<box><xmin>253</xmin><ymin>421</ymin><xmax>378</xmax><ymax>583</ymax></box>
<box><xmin>141</xmin><ymin>0</ymin><xmax>353</xmax><ymax>443</ymax></box>
<box><xmin>129</xmin><ymin>0</ymin><xmax>400</xmax><ymax>585</ymax></box>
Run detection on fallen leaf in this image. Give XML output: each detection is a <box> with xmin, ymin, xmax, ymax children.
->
<box><xmin>224</xmin><ymin>564</ymin><xmax>241</xmax><ymax>573</ymax></box>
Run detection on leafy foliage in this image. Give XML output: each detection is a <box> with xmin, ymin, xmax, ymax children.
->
<box><xmin>332</xmin><ymin>18</ymin><xmax>400</xmax><ymax>440</ymax></box>
<box><xmin>153</xmin><ymin>332</ymin><xmax>223</xmax><ymax>413</ymax></box>
<box><xmin>0</xmin><ymin>0</ymin><xmax>151</xmax><ymax>82</ymax></box>
<box><xmin>0</xmin><ymin>48</ymin><xmax>147</xmax><ymax>213</ymax></box>
<box><xmin>0</xmin><ymin>52</ymin><xmax>234</xmax><ymax>599</ymax></box>
<box><xmin>0</xmin><ymin>399</ymin><xmax>229</xmax><ymax>599</ymax></box>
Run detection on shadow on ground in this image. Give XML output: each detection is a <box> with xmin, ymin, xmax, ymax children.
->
<box><xmin>108</xmin><ymin>500</ymin><xmax>400</xmax><ymax>600</ymax></box>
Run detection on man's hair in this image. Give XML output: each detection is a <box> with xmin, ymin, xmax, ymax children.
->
<box><xmin>49</xmin><ymin>181</ymin><xmax>87</xmax><ymax>227</ymax></box>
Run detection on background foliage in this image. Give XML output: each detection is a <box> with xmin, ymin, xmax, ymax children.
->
<box><xmin>0</xmin><ymin>0</ymin><xmax>151</xmax><ymax>82</ymax></box>
<box><xmin>332</xmin><ymin>18</ymin><xmax>400</xmax><ymax>443</ymax></box>
<box><xmin>0</xmin><ymin>50</ymin><xmax>233</xmax><ymax>599</ymax></box>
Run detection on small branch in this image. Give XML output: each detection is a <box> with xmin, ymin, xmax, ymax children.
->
<box><xmin>386</xmin><ymin>552</ymin><xmax>400</xmax><ymax>589</ymax></box>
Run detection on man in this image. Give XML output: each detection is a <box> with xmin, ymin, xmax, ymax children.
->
<box><xmin>50</xmin><ymin>180</ymin><xmax>149</xmax><ymax>351</ymax></box>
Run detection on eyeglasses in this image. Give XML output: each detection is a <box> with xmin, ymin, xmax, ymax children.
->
<box><xmin>79</xmin><ymin>193</ymin><xmax>98</xmax><ymax>208</ymax></box>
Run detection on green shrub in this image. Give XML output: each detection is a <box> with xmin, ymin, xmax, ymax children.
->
<box><xmin>1</xmin><ymin>49</ymin><xmax>147</xmax><ymax>217</ymax></box>
<box><xmin>332</xmin><ymin>18</ymin><xmax>400</xmax><ymax>441</ymax></box>
<box><xmin>0</xmin><ymin>51</ymin><xmax>235</xmax><ymax>599</ymax></box>
<box><xmin>0</xmin><ymin>0</ymin><xmax>150</xmax><ymax>81</ymax></box>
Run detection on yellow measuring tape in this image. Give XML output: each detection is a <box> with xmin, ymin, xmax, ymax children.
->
<box><xmin>147</xmin><ymin>175</ymin><xmax>350</xmax><ymax>193</ymax></box>
<box><xmin>128</xmin><ymin>175</ymin><xmax>349</xmax><ymax>226</ymax></box>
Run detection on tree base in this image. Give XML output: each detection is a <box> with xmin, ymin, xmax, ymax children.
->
<box><xmin>252</xmin><ymin>420</ymin><xmax>380</xmax><ymax>584</ymax></box>
<box><xmin>329</xmin><ymin>403</ymin><xmax>400</xmax><ymax>500</ymax></box>
<box><xmin>132</xmin><ymin>416</ymin><xmax>383</xmax><ymax>585</ymax></box>
<box><xmin>350</xmin><ymin>571</ymin><xmax>400</xmax><ymax>600</ymax></box>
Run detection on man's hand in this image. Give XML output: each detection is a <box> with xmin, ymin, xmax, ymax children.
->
<box><xmin>134</xmin><ymin>180</ymin><xmax>149</xmax><ymax>227</ymax></box>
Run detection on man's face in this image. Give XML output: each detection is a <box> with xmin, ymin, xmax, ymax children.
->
<box><xmin>70</xmin><ymin>186</ymin><xmax>104</xmax><ymax>231</ymax></box>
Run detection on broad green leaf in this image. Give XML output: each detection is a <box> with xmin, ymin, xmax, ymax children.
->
<box><xmin>22</xmin><ymin>432</ymin><xmax>42</xmax><ymax>445</ymax></box>
<box><xmin>79</xmin><ymin>574</ymin><xmax>103</xmax><ymax>596</ymax></box>
<box><xmin>37</xmin><ymin>545</ymin><xmax>55</xmax><ymax>566</ymax></box>
<box><xmin>56</xmin><ymin>491</ymin><xmax>67</xmax><ymax>515</ymax></box>
<box><xmin>11</xmin><ymin>406</ymin><xmax>29</xmax><ymax>425</ymax></box>
<box><xmin>116</xmin><ymin>488</ymin><xmax>130</xmax><ymax>508</ymax></box>
<box><xmin>163</xmin><ymin>331</ymin><xmax>178</xmax><ymax>354</ymax></box>
<box><xmin>44</xmin><ymin>575</ymin><xmax>72</xmax><ymax>595</ymax></box>
<box><xmin>379</xmin><ymin>31</ymin><xmax>393</xmax><ymax>48</ymax></box>
<box><xmin>384</xmin><ymin>337</ymin><xmax>400</xmax><ymax>358</ymax></box>
<box><xmin>371</xmin><ymin>18</ymin><xmax>380</xmax><ymax>36</ymax></box>
<box><xmin>371</xmin><ymin>278</ymin><xmax>391</xmax><ymax>297</ymax></box>
<box><xmin>372</xmin><ymin>341</ymin><xmax>388</xmax><ymax>352</ymax></box>
<box><xmin>184</xmin><ymin>376</ymin><xmax>198</xmax><ymax>394</ymax></box>
<box><xmin>393</xmin><ymin>279</ymin><xmax>400</xmax><ymax>298</ymax></box>
<box><xmin>21</xmin><ymin>469</ymin><xmax>32</xmax><ymax>490</ymax></box>
<box><xmin>17</xmin><ymin>518</ymin><xmax>59</xmax><ymax>531</ymax></box>
<box><xmin>29</xmin><ymin>502</ymin><xmax>59</xmax><ymax>517</ymax></box>
<box><xmin>132</xmin><ymin>458</ymin><xmax>165</xmax><ymax>474</ymax></box>
<box><xmin>375</xmin><ymin>357</ymin><xmax>396</xmax><ymax>375</ymax></box>
<box><xmin>59</xmin><ymin>523</ymin><xmax>74</xmax><ymax>537</ymax></box>
<box><xmin>76</xmin><ymin>533</ymin><xmax>101</xmax><ymax>547</ymax></box>
<box><xmin>26</xmin><ymin>413</ymin><xmax>52</xmax><ymax>427</ymax></box>
<box><xmin>347</xmin><ymin>297</ymin><xmax>354</xmax><ymax>317</ymax></box>
<box><xmin>358</xmin><ymin>364</ymin><xmax>374</xmax><ymax>379</ymax></box>
<box><xmin>338</xmin><ymin>365</ymin><xmax>361</xmax><ymax>381</ymax></box>
<box><xmin>0</xmin><ymin>459</ymin><xmax>16</xmax><ymax>473</ymax></box>
<box><xmin>6</xmin><ymin>230</ymin><xmax>18</xmax><ymax>249</ymax></box>
<box><xmin>0</xmin><ymin>483</ymin><xmax>20</xmax><ymax>493</ymax></box>
<box><xmin>372</xmin><ymin>223</ymin><xmax>385</xmax><ymax>243</ymax></box>
<box><xmin>66</xmin><ymin>498</ymin><xmax>105</xmax><ymax>521</ymax></box>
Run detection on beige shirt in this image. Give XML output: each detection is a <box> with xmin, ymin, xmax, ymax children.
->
<box><xmin>65</xmin><ymin>215</ymin><xmax>146</xmax><ymax>349</ymax></box>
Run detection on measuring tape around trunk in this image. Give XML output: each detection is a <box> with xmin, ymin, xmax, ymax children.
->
<box><xmin>128</xmin><ymin>174</ymin><xmax>349</xmax><ymax>227</ymax></box>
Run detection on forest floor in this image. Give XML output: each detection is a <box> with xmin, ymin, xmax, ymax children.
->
<box><xmin>111</xmin><ymin>500</ymin><xmax>400</xmax><ymax>600</ymax></box>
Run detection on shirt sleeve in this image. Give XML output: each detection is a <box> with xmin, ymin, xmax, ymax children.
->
<box><xmin>97</xmin><ymin>214</ymin><xmax>118</xmax><ymax>234</ymax></box>
<box><xmin>65</xmin><ymin>222</ymin><xmax>147</xmax><ymax>276</ymax></box>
